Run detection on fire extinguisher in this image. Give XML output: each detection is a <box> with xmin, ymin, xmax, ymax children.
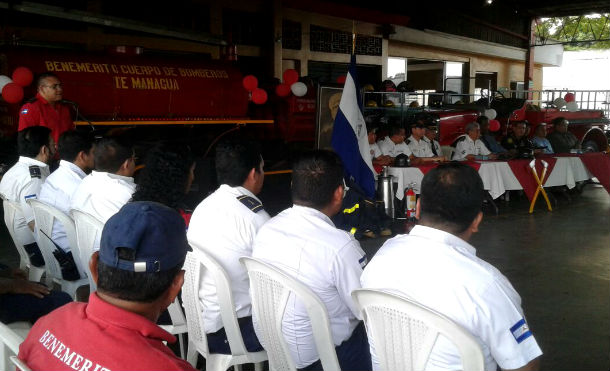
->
<box><xmin>404</xmin><ymin>183</ymin><xmax>417</xmax><ymax>220</ymax></box>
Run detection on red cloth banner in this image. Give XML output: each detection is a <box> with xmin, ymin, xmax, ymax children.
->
<box><xmin>507</xmin><ymin>158</ymin><xmax>557</xmax><ymax>201</ymax></box>
<box><xmin>579</xmin><ymin>152</ymin><xmax>610</xmax><ymax>194</ymax></box>
<box><xmin>417</xmin><ymin>161</ymin><xmax>481</xmax><ymax>175</ymax></box>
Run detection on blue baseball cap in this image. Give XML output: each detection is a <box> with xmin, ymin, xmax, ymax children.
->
<box><xmin>99</xmin><ymin>201</ymin><xmax>191</xmax><ymax>273</ymax></box>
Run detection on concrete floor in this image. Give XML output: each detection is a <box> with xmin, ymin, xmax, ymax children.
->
<box><xmin>1</xmin><ymin>179</ymin><xmax>608</xmax><ymax>370</ymax></box>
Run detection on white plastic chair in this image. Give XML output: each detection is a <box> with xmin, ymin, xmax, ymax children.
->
<box><xmin>71</xmin><ymin>209</ymin><xmax>104</xmax><ymax>291</ymax></box>
<box><xmin>159</xmin><ymin>298</ymin><xmax>189</xmax><ymax>360</ymax></box>
<box><xmin>10</xmin><ymin>356</ymin><xmax>32</xmax><ymax>371</ymax></box>
<box><xmin>182</xmin><ymin>251</ymin><xmax>267</xmax><ymax>371</ymax></box>
<box><xmin>1</xmin><ymin>196</ymin><xmax>45</xmax><ymax>282</ymax></box>
<box><xmin>240</xmin><ymin>256</ymin><xmax>340</xmax><ymax>371</ymax></box>
<box><xmin>28</xmin><ymin>199</ymin><xmax>89</xmax><ymax>300</ymax></box>
<box><xmin>441</xmin><ymin>145</ymin><xmax>455</xmax><ymax>160</ymax></box>
<box><xmin>0</xmin><ymin>321</ymin><xmax>27</xmax><ymax>371</ymax></box>
<box><xmin>351</xmin><ymin>289</ymin><xmax>485</xmax><ymax>371</ymax></box>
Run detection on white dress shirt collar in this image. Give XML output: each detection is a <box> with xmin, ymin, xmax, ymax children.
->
<box><xmin>409</xmin><ymin>224</ymin><xmax>477</xmax><ymax>256</ymax></box>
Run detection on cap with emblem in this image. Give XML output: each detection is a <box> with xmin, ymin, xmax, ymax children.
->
<box><xmin>426</xmin><ymin>125</ymin><xmax>438</xmax><ymax>131</ymax></box>
<box><xmin>99</xmin><ymin>201</ymin><xmax>191</xmax><ymax>273</ymax></box>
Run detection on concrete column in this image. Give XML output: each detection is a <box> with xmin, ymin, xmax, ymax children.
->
<box><xmin>524</xmin><ymin>18</ymin><xmax>536</xmax><ymax>100</ymax></box>
<box><xmin>273</xmin><ymin>0</ymin><xmax>283</xmax><ymax>79</ymax></box>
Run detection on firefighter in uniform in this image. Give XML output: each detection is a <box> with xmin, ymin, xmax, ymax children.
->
<box><xmin>453</xmin><ymin>122</ymin><xmax>497</xmax><ymax>161</ymax></box>
<box><xmin>252</xmin><ymin>150</ymin><xmax>372</xmax><ymax>371</ymax></box>
<box><xmin>0</xmin><ymin>126</ymin><xmax>55</xmax><ymax>267</ymax></box>
<box><xmin>502</xmin><ymin>121</ymin><xmax>534</xmax><ymax>156</ymax></box>
<box><xmin>362</xmin><ymin>163</ymin><xmax>542</xmax><ymax>371</ymax></box>
<box><xmin>187</xmin><ymin>138</ymin><xmax>268</xmax><ymax>354</ymax></box>
<box><xmin>18</xmin><ymin>72</ymin><xmax>74</xmax><ymax>143</ymax></box>
<box><xmin>424</xmin><ymin>124</ymin><xmax>442</xmax><ymax>157</ymax></box>
<box><xmin>406</xmin><ymin>121</ymin><xmax>446</xmax><ymax>163</ymax></box>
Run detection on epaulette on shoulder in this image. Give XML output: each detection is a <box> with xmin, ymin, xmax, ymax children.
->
<box><xmin>29</xmin><ymin>165</ymin><xmax>41</xmax><ymax>179</ymax></box>
<box><xmin>457</xmin><ymin>136</ymin><xmax>467</xmax><ymax>142</ymax></box>
<box><xmin>405</xmin><ymin>139</ymin><xmax>411</xmax><ymax>145</ymax></box>
<box><xmin>24</xmin><ymin>96</ymin><xmax>38</xmax><ymax>104</ymax></box>
<box><xmin>237</xmin><ymin>195</ymin><xmax>265</xmax><ymax>213</ymax></box>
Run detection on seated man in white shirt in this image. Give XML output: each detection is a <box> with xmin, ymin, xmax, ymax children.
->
<box><xmin>424</xmin><ymin>124</ymin><xmax>442</xmax><ymax>157</ymax></box>
<box><xmin>39</xmin><ymin>131</ymin><xmax>95</xmax><ymax>280</ymax></box>
<box><xmin>406</xmin><ymin>121</ymin><xmax>446</xmax><ymax>162</ymax></box>
<box><xmin>366</xmin><ymin>122</ymin><xmax>391</xmax><ymax>170</ymax></box>
<box><xmin>252</xmin><ymin>150</ymin><xmax>371</xmax><ymax>371</ymax></box>
<box><xmin>453</xmin><ymin>122</ymin><xmax>498</xmax><ymax>161</ymax></box>
<box><xmin>361</xmin><ymin>163</ymin><xmax>542</xmax><ymax>371</ymax></box>
<box><xmin>187</xmin><ymin>138</ymin><xmax>268</xmax><ymax>354</ymax></box>
<box><xmin>378</xmin><ymin>125</ymin><xmax>411</xmax><ymax>159</ymax></box>
<box><xmin>0</xmin><ymin>126</ymin><xmax>55</xmax><ymax>268</ymax></box>
<box><xmin>70</xmin><ymin>136</ymin><xmax>136</xmax><ymax>224</ymax></box>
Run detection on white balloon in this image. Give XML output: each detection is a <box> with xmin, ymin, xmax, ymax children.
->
<box><xmin>485</xmin><ymin>108</ymin><xmax>497</xmax><ymax>120</ymax></box>
<box><xmin>0</xmin><ymin>75</ymin><xmax>12</xmax><ymax>91</ymax></box>
<box><xmin>290</xmin><ymin>82</ymin><xmax>307</xmax><ymax>97</ymax></box>
<box><xmin>553</xmin><ymin>97</ymin><xmax>567</xmax><ymax>108</ymax></box>
<box><xmin>566</xmin><ymin>101</ymin><xmax>578</xmax><ymax>112</ymax></box>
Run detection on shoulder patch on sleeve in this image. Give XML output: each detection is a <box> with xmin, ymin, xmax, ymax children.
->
<box><xmin>510</xmin><ymin>318</ymin><xmax>532</xmax><ymax>344</ymax></box>
<box><xmin>20</xmin><ymin>108</ymin><xmax>29</xmax><ymax>115</ymax></box>
<box><xmin>358</xmin><ymin>255</ymin><xmax>368</xmax><ymax>269</ymax></box>
<box><xmin>237</xmin><ymin>195</ymin><xmax>265</xmax><ymax>213</ymax></box>
<box><xmin>29</xmin><ymin>166</ymin><xmax>41</xmax><ymax>179</ymax></box>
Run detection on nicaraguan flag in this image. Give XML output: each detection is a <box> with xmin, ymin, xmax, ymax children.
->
<box><xmin>331</xmin><ymin>54</ymin><xmax>376</xmax><ymax>198</ymax></box>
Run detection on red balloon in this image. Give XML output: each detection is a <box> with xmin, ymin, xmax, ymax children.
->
<box><xmin>564</xmin><ymin>93</ymin><xmax>575</xmax><ymax>103</ymax></box>
<box><xmin>275</xmin><ymin>83</ymin><xmax>291</xmax><ymax>97</ymax></box>
<box><xmin>283</xmin><ymin>69</ymin><xmax>299</xmax><ymax>85</ymax></box>
<box><xmin>336</xmin><ymin>75</ymin><xmax>347</xmax><ymax>84</ymax></box>
<box><xmin>12</xmin><ymin>67</ymin><xmax>34</xmax><ymax>87</ymax></box>
<box><xmin>252</xmin><ymin>88</ymin><xmax>268</xmax><ymax>104</ymax></box>
<box><xmin>242</xmin><ymin>75</ymin><xmax>258</xmax><ymax>91</ymax></box>
<box><xmin>489</xmin><ymin>119</ymin><xmax>501</xmax><ymax>132</ymax></box>
<box><xmin>2</xmin><ymin>82</ymin><xmax>24</xmax><ymax>104</ymax></box>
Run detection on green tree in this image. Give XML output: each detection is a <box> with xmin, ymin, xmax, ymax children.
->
<box><xmin>535</xmin><ymin>14</ymin><xmax>610</xmax><ymax>50</ymax></box>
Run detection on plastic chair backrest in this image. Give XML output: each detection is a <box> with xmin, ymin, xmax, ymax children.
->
<box><xmin>28</xmin><ymin>199</ymin><xmax>88</xmax><ymax>281</ymax></box>
<box><xmin>240</xmin><ymin>257</ymin><xmax>340</xmax><ymax>371</ymax></box>
<box><xmin>10</xmin><ymin>356</ymin><xmax>32</xmax><ymax>371</ymax></box>
<box><xmin>0</xmin><ymin>321</ymin><xmax>24</xmax><ymax>357</ymax></box>
<box><xmin>183</xmin><ymin>250</ymin><xmax>249</xmax><ymax>357</ymax></box>
<box><xmin>351</xmin><ymin>289</ymin><xmax>485</xmax><ymax>371</ymax></box>
<box><xmin>1</xmin><ymin>197</ymin><xmax>32</xmax><ymax>271</ymax></box>
<box><xmin>441</xmin><ymin>145</ymin><xmax>455</xmax><ymax>160</ymax></box>
<box><xmin>71</xmin><ymin>209</ymin><xmax>104</xmax><ymax>290</ymax></box>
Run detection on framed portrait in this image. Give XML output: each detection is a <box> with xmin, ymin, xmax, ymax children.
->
<box><xmin>315</xmin><ymin>84</ymin><xmax>344</xmax><ymax>150</ymax></box>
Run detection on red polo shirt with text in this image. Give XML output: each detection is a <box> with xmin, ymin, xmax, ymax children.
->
<box><xmin>18</xmin><ymin>293</ymin><xmax>196</xmax><ymax>371</ymax></box>
<box><xmin>18</xmin><ymin>93</ymin><xmax>74</xmax><ymax>143</ymax></box>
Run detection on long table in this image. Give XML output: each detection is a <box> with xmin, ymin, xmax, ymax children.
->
<box><xmin>388</xmin><ymin>155</ymin><xmax>595</xmax><ymax>200</ymax></box>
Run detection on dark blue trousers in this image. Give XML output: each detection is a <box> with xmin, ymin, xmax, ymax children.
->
<box><xmin>0</xmin><ymin>289</ymin><xmax>71</xmax><ymax>323</ymax></box>
<box><xmin>300</xmin><ymin>321</ymin><xmax>372</xmax><ymax>371</ymax></box>
<box><xmin>207</xmin><ymin>316</ymin><xmax>264</xmax><ymax>354</ymax></box>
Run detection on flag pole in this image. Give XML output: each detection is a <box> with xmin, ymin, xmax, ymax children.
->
<box><xmin>352</xmin><ymin>21</ymin><xmax>356</xmax><ymax>55</ymax></box>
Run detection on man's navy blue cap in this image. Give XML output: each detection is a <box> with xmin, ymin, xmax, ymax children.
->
<box><xmin>99</xmin><ymin>201</ymin><xmax>191</xmax><ymax>273</ymax></box>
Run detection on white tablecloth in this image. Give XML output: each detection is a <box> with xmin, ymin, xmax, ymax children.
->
<box><xmin>388</xmin><ymin>157</ymin><xmax>592</xmax><ymax>200</ymax></box>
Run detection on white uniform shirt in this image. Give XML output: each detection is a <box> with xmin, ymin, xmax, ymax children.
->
<box><xmin>407</xmin><ymin>135</ymin><xmax>435</xmax><ymax>158</ymax></box>
<box><xmin>0</xmin><ymin>156</ymin><xmax>50</xmax><ymax>246</ymax></box>
<box><xmin>424</xmin><ymin>137</ymin><xmax>442</xmax><ymax>157</ymax></box>
<box><xmin>39</xmin><ymin>160</ymin><xmax>87</xmax><ymax>252</ymax></box>
<box><xmin>187</xmin><ymin>184</ymin><xmax>270</xmax><ymax>333</ymax></box>
<box><xmin>252</xmin><ymin>205</ymin><xmax>367</xmax><ymax>368</ymax></box>
<box><xmin>378</xmin><ymin>137</ymin><xmax>412</xmax><ymax>157</ymax></box>
<box><xmin>70</xmin><ymin>171</ymin><xmax>136</xmax><ymax>224</ymax></box>
<box><xmin>452</xmin><ymin>135</ymin><xmax>491</xmax><ymax>161</ymax></box>
<box><xmin>361</xmin><ymin>225</ymin><xmax>542</xmax><ymax>371</ymax></box>
<box><xmin>369</xmin><ymin>142</ymin><xmax>382</xmax><ymax>160</ymax></box>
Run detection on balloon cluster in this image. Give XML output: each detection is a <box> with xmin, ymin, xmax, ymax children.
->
<box><xmin>1</xmin><ymin>66</ymin><xmax>34</xmax><ymax>104</ymax></box>
<box><xmin>241</xmin><ymin>68</ymin><xmax>309</xmax><ymax>105</ymax></box>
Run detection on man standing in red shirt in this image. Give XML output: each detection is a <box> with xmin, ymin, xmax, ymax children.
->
<box><xmin>18</xmin><ymin>72</ymin><xmax>74</xmax><ymax>143</ymax></box>
<box><xmin>18</xmin><ymin>201</ymin><xmax>197</xmax><ymax>371</ymax></box>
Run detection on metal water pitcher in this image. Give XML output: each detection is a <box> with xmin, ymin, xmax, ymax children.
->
<box><xmin>377</xmin><ymin>168</ymin><xmax>395</xmax><ymax>219</ymax></box>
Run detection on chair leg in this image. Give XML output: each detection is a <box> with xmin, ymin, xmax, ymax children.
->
<box><xmin>186</xmin><ymin>341</ymin><xmax>198</xmax><ymax>367</ymax></box>
<box><xmin>254</xmin><ymin>362</ymin><xmax>264</xmax><ymax>371</ymax></box>
<box><xmin>28</xmin><ymin>266</ymin><xmax>45</xmax><ymax>282</ymax></box>
<box><xmin>178</xmin><ymin>333</ymin><xmax>186</xmax><ymax>359</ymax></box>
<box><xmin>234</xmin><ymin>364</ymin><xmax>242</xmax><ymax>371</ymax></box>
